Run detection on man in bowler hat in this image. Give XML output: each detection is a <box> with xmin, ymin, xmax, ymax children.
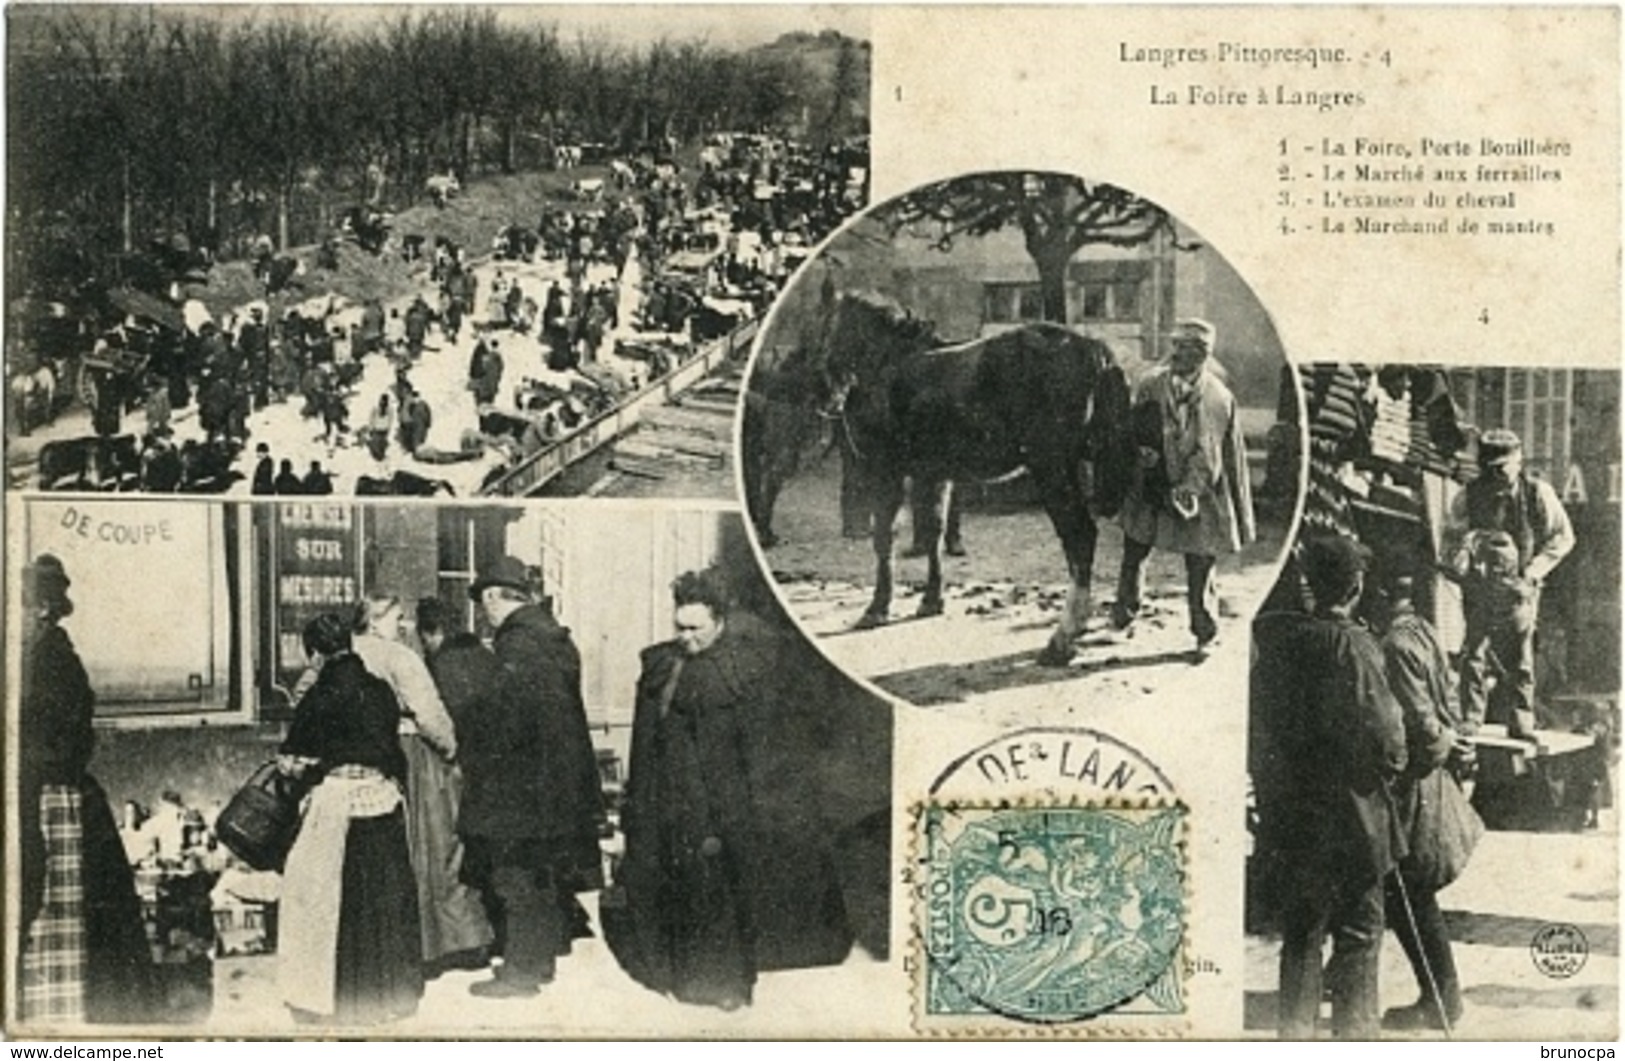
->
<box><xmin>459</xmin><ymin>558</ymin><xmax>604</xmax><ymax>998</ymax></box>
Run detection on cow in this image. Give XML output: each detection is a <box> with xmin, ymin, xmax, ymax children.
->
<box><xmin>426</xmin><ymin>172</ymin><xmax>461</xmax><ymax>208</ymax></box>
<box><xmin>340</xmin><ymin>206</ymin><xmax>392</xmax><ymax>254</ymax></box>
<box><xmin>36</xmin><ymin>434</ymin><xmax>142</xmax><ymax>491</ymax></box>
<box><xmin>261</xmin><ymin>255</ymin><xmax>305</xmax><ymax>295</ymax></box>
<box><xmin>9</xmin><ymin>362</ymin><xmax>56</xmax><ymax>435</ymax></box>
<box><xmin>355</xmin><ymin>471</ymin><xmax>455</xmax><ymax>496</ymax></box>
<box><xmin>570</xmin><ymin>177</ymin><xmax>605</xmax><ymax>202</ymax></box>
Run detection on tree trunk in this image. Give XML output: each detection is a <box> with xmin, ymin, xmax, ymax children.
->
<box><xmin>277</xmin><ymin>186</ymin><xmax>290</xmax><ymax>252</ymax></box>
<box><xmin>121</xmin><ymin>154</ymin><xmax>134</xmax><ymax>254</ymax></box>
<box><xmin>1032</xmin><ymin>241</ymin><xmax>1071</xmax><ymax>323</ymax></box>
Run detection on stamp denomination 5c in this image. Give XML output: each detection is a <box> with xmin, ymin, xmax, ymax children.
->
<box><xmin>913</xmin><ymin>801</ymin><xmax>1188</xmax><ymax>1033</ymax></box>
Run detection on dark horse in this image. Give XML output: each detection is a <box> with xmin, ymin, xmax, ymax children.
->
<box><xmin>797</xmin><ymin>291</ymin><xmax>1133</xmax><ymax>666</ymax></box>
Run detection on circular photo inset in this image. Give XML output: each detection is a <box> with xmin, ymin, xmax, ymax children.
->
<box><xmin>740</xmin><ymin>170</ymin><xmax>1302</xmax><ymax>712</ymax></box>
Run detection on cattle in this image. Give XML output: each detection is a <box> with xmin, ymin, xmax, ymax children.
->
<box><xmin>36</xmin><ymin>434</ymin><xmax>142</xmax><ymax>491</ymax></box>
<box><xmin>426</xmin><ymin>172</ymin><xmax>461</xmax><ymax>208</ymax></box>
<box><xmin>355</xmin><ymin>471</ymin><xmax>455</xmax><ymax>496</ymax></box>
<box><xmin>553</xmin><ymin>144</ymin><xmax>583</xmax><ymax>170</ymax></box>
<box><xmin>340</xmin><ymin>206</ymin><xmax>393</xmax><ymax>254</ymax></box>
<box><xmin>261</xmin><ymin>255</ymin><xmax>305</xmax><ymax>295</ymax></box>
<box><xmin>570</xmin><ymin>177</ymin><xmax>605</xmax><ymax>202</ymax></box>
<box><xmin>9</xmin><ymin>362</ymin><xmax>57</xmax><ymax>435</ymax></box>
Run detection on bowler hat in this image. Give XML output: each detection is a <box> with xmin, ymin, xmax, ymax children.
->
<box><xmin>1479</xmin><ymin>428</ymin><xmax>1522</xmax><ymax>467</ymax></box>
<box><xmin>468</xmin><ymin>556</ymin><xmax>533</xmax><ymax>599</ymax></box>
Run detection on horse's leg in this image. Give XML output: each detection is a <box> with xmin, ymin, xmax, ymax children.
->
<box><xmin>915</xmin><ymin>479</ymin><xmax>950</xmax><ymax>617</ymax></box>
<box><xmin>1033</xmin><ymin>470</ymin><xmax>1099</xmax><ymax>667</ymax></box>
<box><xmin>856</xmin><ymin>474</ymin><xmax>905</xmax><ymax>629</ymax></box>
<box><xmin>840</xmin><ymin>440</ymin><xmax>870</xmax><ymax>538</ymax></box>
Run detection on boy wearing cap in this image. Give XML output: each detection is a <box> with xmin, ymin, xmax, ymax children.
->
<box><xmin>1114</xmin><ymin>318</ymin><xmax>1256</xmax><ymax>651</ymax></box>
<box><xmin>1442</xmin><ymin>429</ymin><xmax>1574</xmax><ymax>739</ymax></box>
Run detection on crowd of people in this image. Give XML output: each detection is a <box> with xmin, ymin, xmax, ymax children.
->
<box><xmin>21</xmin><ymin>131</ymin><xmax>867</xmax><ymax>497</ymax></box>
<box><xmin>17</xmin><ymin>552</ymin><xmax>842</xmax><ymax>1026</ymax></box>
<box><xmin>1251</xmin><ymin>427</ymin><xmax>1578</xmax><ymax>1039</ymax></box>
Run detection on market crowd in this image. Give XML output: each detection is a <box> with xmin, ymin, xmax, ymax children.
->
<box><xmin>18</xmin><ymin>555</ymin><xmax>877</xmax><ymax>1027</ymax></box>
<box><xmin>23</xmin><ymin>132</ymin><xmax>868</xmax><ymax>496</ymax></box>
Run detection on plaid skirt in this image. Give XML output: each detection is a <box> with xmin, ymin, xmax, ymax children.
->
<box><xmin>20</xmin><ymin>786</ymin><xmax>88</xmax><ymax>1022</ymax></box>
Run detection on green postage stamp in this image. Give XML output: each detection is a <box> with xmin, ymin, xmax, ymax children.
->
<box><xmin>914</xmin><ymin>801</ymin><xmax>1188</xmax><ymax>1034</ymax></box>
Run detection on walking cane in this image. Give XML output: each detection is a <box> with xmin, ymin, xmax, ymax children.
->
<box><xmin>1387</xmin><ymin>868</ymin><xmax>1455</xmax><ymax>1040</ymax></box>
<box><xmin>1383</xmin><ymin>780</ymin><xmax>1455</xmax><ymax>1040</ymax></box>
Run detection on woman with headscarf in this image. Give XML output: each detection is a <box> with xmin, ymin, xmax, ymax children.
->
<box><xmin>351</xmin><ymin>596</ymin><xmax>494</xmax><ymax>975</ymax></box>
<box><xmin>277</xmin><ymin>614</ymin><xmax>423</xmax><ymax>1025</ymax></box>
<box><xmin>17</xmin><ymin>556</ymin><xmax>153</xmax><ymax>1025</ymax></box>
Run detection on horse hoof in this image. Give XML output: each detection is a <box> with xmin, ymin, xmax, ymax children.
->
<box><xmin>854</xmin><ymin>611</ymin><xmax>888</xmax><ymax>631</ymax></box>
<box><xmin>1035</xmin><ymin>642</ymin><xmax>1076</xmax><ymax>668</ymax></box>
<box><xmin>757</xmin><ymin>531</ymin><xmax>779</xmax><ymax>548</ymax></box>
<box><xmin>917</xmin><ymin>600</ymin><xmax>944</xmax><ymax>618</ymax></box>
<box><xmin>945</xmin><ymin>542</ymin><xmax>968</xmax><ymax>558</ymax></box>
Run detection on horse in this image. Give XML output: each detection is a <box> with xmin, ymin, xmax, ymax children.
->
<box><xmin>792</xmin><ymin>291</ymin><xmax>1134</xmax><ymax>666</ymax></box>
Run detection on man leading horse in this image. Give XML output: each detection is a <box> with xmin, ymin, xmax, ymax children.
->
<box><xmin>1113</xmin><ymin>318</ymin><xmax>1256</xmax><ymax>656</ymax></box>
<box><xmin>805</xmin><ymin>292</ymin><xmax>1134</xmax><ymax>667</ymax></box>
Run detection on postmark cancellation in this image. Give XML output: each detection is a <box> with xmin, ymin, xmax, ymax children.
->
<box><xmin>910</xmin><ymin>799</ymin><xmax>1190</xmax><ymax>1036</ymax></box>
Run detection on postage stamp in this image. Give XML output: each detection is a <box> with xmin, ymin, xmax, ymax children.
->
<box><xmin>912</xmin><ymin>800</ymin><xmax>1189</xmax><ymax>1034</ymax></box>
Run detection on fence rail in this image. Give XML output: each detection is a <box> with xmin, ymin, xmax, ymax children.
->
<box><xmin>481</xmin><ymin>316</ymin><xmax>759</xmax><ymax>497</ymax></box>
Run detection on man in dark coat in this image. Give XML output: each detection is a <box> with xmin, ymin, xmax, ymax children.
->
<box><xmin>473</xmin><ymin>341</ymin><xmax>504</xmax><ymax>407</ymax></box>
<box><xmin>460</xmin><ymin>558</ymin><xmax>604</xmax><ymax>998</ymax></box>
<box><xmin>197</xmin><ymin>368</ymin><xmax>234</xmax><ymax>445</ymax></box>
<box><xmin>404</xmin><ymin>296</ymin><xmax>431</xmax><ymax>360</ymax></box>
<box><xmin>1251</xmin><ymin>535</ymin><xmax>1407</xmax><ymax>1039</ymax></box>
<box><xmin>1374</xmin><ymin>572</ymin><xmax>1478</xmax><ymax>1032</ymax></box>
<box><xmin>358</xmin><ymin>299</ymin><xmax>386</xmax><ymax>357</ymax></box>
<box><xmin>239</xmin><ymin>307</ymin><xmax>270</xmax><ymax>409</ymax></box>
<box><xmin>251</xmin><ymin>442</ymin><xmax>275</xmax><ymax>495</ymax></box>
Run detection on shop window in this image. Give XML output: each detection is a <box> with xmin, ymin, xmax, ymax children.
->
<box><xmin>24</xmin><ymin>500</ymin><xmax>243</xmax><ymax>722</ymax></box>
<box><xmin>1071</xmin><ymin>278</ymin><xmax>1143</xmax><ymax>323</ymax></box>
<box><xmin>983</xmin><ymin>283</ymin><xmax>1044</xmax><ymax>325</ymax></box>
<box><xmin>436</xmin><ymin>508</ymin><xmax>480</xmax><ymax>634</ymax></box>
<box><xmin>1498</xmin><ymin>368</ymin><xmax>1572</xmax><ymax>483</ymax></box>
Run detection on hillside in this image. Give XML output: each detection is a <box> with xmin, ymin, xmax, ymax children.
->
<box><xmin>751</xmin><ymin>30</ymin><xmax>871</xmax><ymax>135</ymax></box>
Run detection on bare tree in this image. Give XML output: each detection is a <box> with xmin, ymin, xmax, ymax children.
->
<box><xmin>882</xmin><ymin>172</ymin><xmax>1192</xmax><ymax>322</ymax></box>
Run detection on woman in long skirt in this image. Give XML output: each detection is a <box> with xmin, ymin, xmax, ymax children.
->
<box><xmin>278</xmin><ymin>614</ymin><xmax>423</xmax><ymax>1025</ymax></box>
<box><xmin>18</xmin><ymin>556</ymin><xmax>153</xmax><ymax>1026</ymax></box>
<box><xmin>352</xmin><ymin>596</ymin><xmax>494</xmax><ymax>973</ymax></box>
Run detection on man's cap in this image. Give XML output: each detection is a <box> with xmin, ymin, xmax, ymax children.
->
<box><xmin>1479</xmin><ymin>428</ymin><xmax>1523</xmax><ymax>467</ymax></box>
<box><xmin>469</xmin><ymin>556</ymin><xmax>532</xmax><ymax>599</ymax></box>
<box><xmin>1300</xmin><ymin>535</ymin><xmax>1372</xmax><ymax>603</ymax></box>
<box><xmin>1168</xmin><ymin>318</ymin><xmax>1217</xmax><ymax>351</ymax></box>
